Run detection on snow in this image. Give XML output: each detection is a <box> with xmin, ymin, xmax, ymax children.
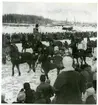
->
<box><xmin>2</xmin><ymin>24</ymin><xmax>97</xmax><ymax>103</ymax></box>
<box><xmin>2</xmin><ymin>43</ymin><xmax>97</xmax><ymax>103</ymax></box>
<box><xmin>3</xmin><ymin>25</ymin><xmax>97</xmax><ymax>34</ymax></box>
<box><xmin>2</xmin><ymin>58</ymin><xmax>57</xmax><ymax>103</ymax></box>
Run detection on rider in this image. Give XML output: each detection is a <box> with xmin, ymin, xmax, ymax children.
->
<box><xmin>21</xmin><ymin>35</ymin><xmax>27</xmax><ymax>48</ymax></box>
<box><xmin>77</xmin><ymin>37</ymin><xmax>87</xmax><ymax>54</ymax></box>
<box><xmin>33</xmin><ymin>24</ymin><xmax>41</xmax><ymax>41</ymax></box>
<box><xmin>33</xmin><ymin>24</ymin><xmax>43</xmax><ymax>54</ymax></box>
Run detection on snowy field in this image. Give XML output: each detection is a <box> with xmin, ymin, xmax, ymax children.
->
<box><xmin>2</xmin><ymin>41</ymin><xmax>97</xmax><ymax>103</ymax></box>
<box><xmin>3</xmin><ymin>25</ymin><xmax>97</xmax><ymax>34</ymax></box>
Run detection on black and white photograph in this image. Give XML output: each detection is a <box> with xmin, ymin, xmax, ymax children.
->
<box><xmin>2</xmin><ymin>1</ymin><xmax>97</xmax><ymax>104</ymax></box>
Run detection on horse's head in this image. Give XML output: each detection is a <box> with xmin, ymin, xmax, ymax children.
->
<box><xmin>5</xmin><ymin>45</ymin><xmax>11</xmax><ymax>55</ymax></box>
<box><xmin>5</xmin><ymin>45</ymin><xmax>12</xmax><ymax>61</ymax></box>
<box><xmin>6</xmin><ymin>44</ymin><xmax>19</xmax><ymax>59</ymax></box>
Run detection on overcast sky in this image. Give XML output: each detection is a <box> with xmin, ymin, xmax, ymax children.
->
<box><xmin>3</xmin><ymin>2</ymin><xmax>97</xmax><ymax>23</ymax></box>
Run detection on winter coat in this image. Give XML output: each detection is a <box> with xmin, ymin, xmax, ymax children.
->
<box><xmin>36</xmin><ymin>82</ymin><xmax>54</xmax><ymax>103</ymax></box>
<box><xmin>53</xmin><ymin>71</ymin><xmax>85</xmax><ymax>104</ymax></box>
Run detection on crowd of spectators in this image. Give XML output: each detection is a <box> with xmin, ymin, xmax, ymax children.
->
<box><xmin>1</xmin><ymin>56</ymin><xmax>97</xmax><ymax>104</ymax></box>
<box><xmin>2</xmin><ymin>31</ymin><xmax>97</xmax><ymax>44</ymax></box>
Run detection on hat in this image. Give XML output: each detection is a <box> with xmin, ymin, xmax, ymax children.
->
<box><xmin>62</xmin><ymin>56</ymin><xmax>73</xmax><ymax>68</ymax></box>
<box><xmin>86</xmin><ymin>87</ymin><xmax>95</xmax><ymax>97</ymax></box>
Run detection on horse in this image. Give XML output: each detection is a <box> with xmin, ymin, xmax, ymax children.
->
<box><xmin>87</xmin><ymin>39</ymin><xmax>97</xmax><ymax>55</ymax></box>
<box><xmin>6</xmin><ymin>43</ymin><xmax>37</xmax><ymax>76</ymax></box>
<box><xmin>38</xmin><ymin>53</ymin><xmax>64</xmax><ymax>79</ymax></box>
<box><xmin>70</xmin><ymin>41</ymin><xmax>87</xmax><ymax>67</ymax></box>
<box><xmin>21</xmin><ymin>35</ymin><xmax>44</xmax><ymax>53</ymax></box>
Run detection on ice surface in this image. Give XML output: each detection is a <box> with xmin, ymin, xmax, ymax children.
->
<box><xmin>3</xmin><ymin>25</ymin><xmax>97</xmax><ymax>34</ymax></box>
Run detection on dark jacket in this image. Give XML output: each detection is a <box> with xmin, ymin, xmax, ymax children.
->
<box><xmin>36</xmin><ymin>82</ymin><xmax>54</xmax><ymax>103</ymax></box>
<box><xmin>53</xmin><ymin>71</ymin><xmax>85</xmax><ymax>104</ymax></box>
<box><xmin>24</xmin><ymin>89</ymin><xmax>35</xmax><ymax>103</ymax></box>
<box><xmin>86</xmin><ymin>95</ymin><xmax>96</xmax><ymax>104</ymax></box>
<box><xmin>34</xmin><ymin>98</ymin><xmax>46</xmax><ymax>104</ymax></box>
<box><xmin>81</xmin><ymin>66</ymin><xmax>93</xmax><ymax>88</ymax></box>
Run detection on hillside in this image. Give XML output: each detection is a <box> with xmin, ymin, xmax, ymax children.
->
<box><xmin>2</xmin><ymin>14</ymin><xmax>53</xmax><ymax>25</ymax></box>
<box><xmin>3</xmin><ymin>14</ymin><xmax>97</xmax><ymax>27</ymax></box>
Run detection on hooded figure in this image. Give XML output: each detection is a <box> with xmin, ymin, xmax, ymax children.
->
<box><xmin>17</xmin><ymin>82</ymin><xmax>36</xmax><ymax>104</ymax></box>
<box><xmin>36</xmin><ymin>75</ymin><xmax>54</xmax><ymax>104</ymax></box>
<box><xmin>53</xmin><ymin>56</ymin><xmax>85</xmax><ymax>104</ymax></box>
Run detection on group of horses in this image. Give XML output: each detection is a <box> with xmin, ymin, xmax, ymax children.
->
<box><xmin>5</xmin><ymin>36</ymin><xmax>97</xmax><ymax>78</ymax></box>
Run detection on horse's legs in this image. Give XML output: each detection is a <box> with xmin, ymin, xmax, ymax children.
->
<box><xmin>32</xmin><ymin>61</ymin><xmax>36</xmax><ymax>72</ymax></box>
<box><xmin>45</xmin><ymin>72</ymin><xmax>49</xmax><ymax>79</ymax></box>
<box><xmin>80</xmin><ymin>57</ymin><xmax>83</xmax><ymax>66</ymax></box>
<box><xmin>83</xmin><ymin>56</ymin><xmax>86</xmax><ymax>64</ymax></box>
<box><xmin>57</xmin><ymin>68</ymin><xmax>60</xmax><ymax>75</ymax></box>
<box><xmin>16</xmin><ymin>64</ymin><xmax>21</xmax><ymax>76</ymax></box>
<box><xmin>22</xmin><ymin>48</ymin><xmax>26</xmax><ymax>52</ymax></box>
<box><xmin>24</xmin><ymin>49</ymin><xmax>26</xmax><ymax>52</ymax></box>
<box><xmin>22</xmin><ymin>48</ymin><xmax>24</xmax><ymax>52</ymax></box>
<box><xmin>72</xmin><ymin>57</ymin><xmax>77</xmax><ymax>68</ymax></box>
<box><xmin>72</xmin><ymin>58</ymin><xmax>75</xmax><ymax>66</ymax></box>
<box><xmin>92</xmin><ymin>47</ymin><xmax>94</xmax><ymax>53</ymax></box>
<box><xmin>12</xmin><ymin>64</ymin><xmax>15</xmax><ymax>76</ymax></box>
<box><xmin>76</xmin><ymin>58</ymin><xmax>79</xmax><ymax>67</ymax></box>
<box><xmin>27</xmin><ymin>62</ymin><xmax>32</xmax><ymax>73</ymax></box>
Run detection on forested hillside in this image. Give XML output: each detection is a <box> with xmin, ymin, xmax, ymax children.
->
<box><xmin>3</xmin><ymin>14</ymin><xmax>53</xmax><ymax>25</ymax></box>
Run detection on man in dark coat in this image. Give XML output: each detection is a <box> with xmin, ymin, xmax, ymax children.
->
<box><xmin>80</xmin><ymin>64</ymin><xmax>93</xmax><ymax>89</ymax></box>
<box><xmin>21</xmin><ymin>82</ymin><xmax>35</xmax><ymax>103</ymax></box>
<box><xmin>1</xmin><ymin>94</ymin><xmax>7</xmax><ymax>103</ymax></box>
<box><xmin>36</xmin><ymin>75</ymin><xmax>54</xmax><ymax>103</ymax></box>
<box><xmin>53</xmin><ymin>56</ymin><xmax>85</xmax><ymax>104</ymax></box>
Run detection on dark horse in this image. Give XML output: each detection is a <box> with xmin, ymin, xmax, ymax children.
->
<box><xmin>38</xmin><ymin>52</ymin><xmax>64</xmax><ymax>79</ymax></box>
<box><xmin>87</xmin><ymin>37</ymin><xmax>97</xmax><ymax>54</ymax></box>
<box><xmin>7</xmin><ymin>43</ymin><xmax>37</xmax><ymax>76</ymax></box>
<box><xmin>70</xmin><ymin>41</ymin><xmax>87</xmax><ymax>66</ymax></box>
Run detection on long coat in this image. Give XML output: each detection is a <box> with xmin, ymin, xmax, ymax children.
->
<box><xmin>53</xmin><ymin>70</ymin><xmax>85</xmax><ymax>104</ymax></box>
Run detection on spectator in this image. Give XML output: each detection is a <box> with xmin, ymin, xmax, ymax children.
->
<box><xmin>18</xmin><ymin>82</ymin><xmax>35</xmax><ymax>103</ymax></box>
<box><xmin>34</xmin><ymin>91</ymin><xmax>46</xmax><ymax>104</ymax></box>
<box><xmin>85</xmin><ymin>83</ymin><xmax>96</xmax><ymax>104</ymax></box>
<box><xmin>16</xmin><ymin>88</ymin><xmax>26</xmax><ymax>103</ymax></box>
<box><xmin>1</xmin><ymin>94</ymin><xmax>7</xmax><ymax>103</ymax></box>
<box><xmin>36</xmin><ymin>75</ymin><xmax>54</xmax><ymax>103</ymax></box>
<box><xmin>80</xmin><ymin>64</ymin><xmax>93</xmax><ymax>89</ymax></box>
<box><xmin>53</xmin><ymin>56</ymin><xmax>85</xmax><ymax>104</ymax></box>
<box><xmin>92</xmin><ymin>57</ymin><xmax>97</xmax><ymax>92</ymax></box>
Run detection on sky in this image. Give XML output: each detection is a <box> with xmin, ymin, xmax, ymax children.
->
<box><xmin>3</xmin><ymin>2</ymin><xmax>97</xmax><ymax>23</ymax></box>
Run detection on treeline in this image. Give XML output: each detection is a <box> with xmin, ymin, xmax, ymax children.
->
<box><xmin>3</xmin><ymin>14</ymin><xmax>53</xmax><ymax>25</ymax></box>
